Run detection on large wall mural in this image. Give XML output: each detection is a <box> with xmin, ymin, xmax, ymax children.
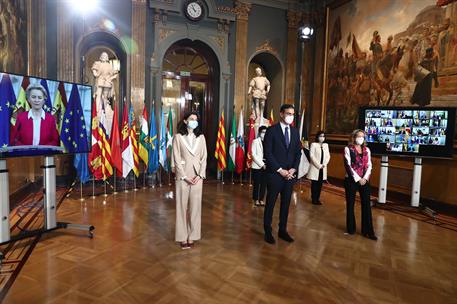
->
<box><xmin>0</xmin><ymin>0</ymin><xmax>27</xmax><ymax>74</ymax></box>
<box><xmin>324</xmin><ymin>0</ymin><xmax>457</xmax><ymax>136</ymax></box>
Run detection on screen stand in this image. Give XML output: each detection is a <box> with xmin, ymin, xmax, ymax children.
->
<box><xmin>411</xmin><ymin>157</ymin><xmax>422</xmax><ymax>207</ymax></box>
<box><xmin>377</xmin><ymin>155</ymin><xmax>388</xmax><ymax>204</ymax></box>
<box><xmin>0</xmin><ymin>156</ymin><xmax>94</xmax><ymax>267</ymax></box>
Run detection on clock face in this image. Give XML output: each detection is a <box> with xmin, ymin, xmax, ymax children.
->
<box><xmin>186</xmin><ymin>1</ymin><xmax>203</xmax><ymax>20</ymax></box>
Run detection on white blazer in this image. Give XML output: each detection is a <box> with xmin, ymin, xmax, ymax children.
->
<box><xmin>251</xmin><ymin>137</ymin><xmax>265</xmax><ymax>169</ymax></box>
<box><xmin>306</xmin><ymin>142</ymin><xmax>330</xmax><ymax>181</ymax></box>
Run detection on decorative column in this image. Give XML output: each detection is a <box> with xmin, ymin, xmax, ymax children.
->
<box><xmin>131</xmin><ymin>0</ymin><xmax>147</xmax><ymax>117</ymax></box>
<box><xmin>57</xmin><ymin>1</ymin><xmax>74</xmax><ymax>82</ymax></box>
<box><xmin>233</xmin><ymin>0</ymin><xmax>251</xmax><ymax>114</ymax></box>
<box><xmin>285</xmin><ymin>10</ymin><xmax>301</xmax><ymax>104</ymax></box>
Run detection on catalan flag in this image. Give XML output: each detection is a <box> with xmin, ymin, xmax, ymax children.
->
<box><xmin>129</xmin><ymin>104</ymin><xmax>140</xmax><ymax>177</ymax></box>
<box><xmin>138</xmin><ymin>103</ymin><xmax>149</xmax><ymax>166</ymax></box>
<box><xmin>214</xmin><ymin>111</ymin><xmax>227</xmax><ymax>171</ymax></box>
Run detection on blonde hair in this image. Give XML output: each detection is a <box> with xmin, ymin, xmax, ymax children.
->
<box><xmin>349</xmin><ymin>129</ymin><xmax>366</xmax><ymax>146</ymax></box>
<box><xmin>26</xmin><ymin>83</ymin><xmax>48</xmax><ymax>101</ymax></box>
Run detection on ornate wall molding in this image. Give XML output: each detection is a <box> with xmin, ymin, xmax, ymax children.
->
<box><xmin>234</xmin><ymin>1</ymin><xmax>252</xmax><ymax>21</ymax></box>
<box><xmin>159</xmin><ymin>28</ymin><xmax>176</xmax><ymax>42</ymax></box>
<box><xmin>209</xmin><ymin>35</ymin><xmax>225</xmax><ymax>50</ymax></box>
<box><xmin>287</xmin><ymin>10</ymin><xmax>302</xmax><ymax>29</ymax></box>
<box><xmin>255</xmin><ymin>40</ymin><xmax>279</xmax><ymax>58</ymax></box>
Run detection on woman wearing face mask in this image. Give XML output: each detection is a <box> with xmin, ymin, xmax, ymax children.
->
<box><xmin>251</xmin><ymin>125</ymin><xmax>268</xmax><ymax>206</ymax></box>
<box><xmin>172</xmin><ymin>112</ymin><xmax>207</xmax><ymax>249</ymax></box>
<box><xmin>343</xmin><ymin>129</ymin><xmax>377</xmax><ymax>240</ymax></box>
<box><xmin>306</xmin><ymin>131</ymin><xmax>330</xmax><ymax>205</ymax></box>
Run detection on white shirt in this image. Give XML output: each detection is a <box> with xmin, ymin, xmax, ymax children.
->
<box><xmin>28</xmin><ymin>110</ymin><xmax>45</xmax><ymax>146</ymax></box>
<box><xmin>279</xmin><ymin>122</ymin><xmax>290</xmax><ymax>144</ymax></box>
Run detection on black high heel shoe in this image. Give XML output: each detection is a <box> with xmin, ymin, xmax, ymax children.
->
<box><xmin>363</xmin><ymin>233</ymin><xmax>378</xmax><ymax>241</ymax></box>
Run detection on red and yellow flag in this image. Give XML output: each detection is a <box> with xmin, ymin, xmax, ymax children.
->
<box><xmin>129</xmin><ymin>105</ymin><xmax>140</xmax><ymax>177</ymax></box>
<box><xmin>214</xmin><ymin>111</ymin><xmax>227</xmax><ymax>171</ymax></box>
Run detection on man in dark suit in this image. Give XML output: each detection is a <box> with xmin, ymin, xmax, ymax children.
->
<box><xmin>263</xmin><ymin>104</ymin><xmax>301</xmax><ymax>244</ymax></box>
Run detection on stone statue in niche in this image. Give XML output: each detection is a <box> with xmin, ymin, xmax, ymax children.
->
<box><xmin>248</xmin><ymin>67</ymin><xmax>270</xmax><ymax>125</ymax></box>
<box><xmin>91</xmin><ymin>52</ymin><xmax>119</xmax><ymax>135</ymax></box>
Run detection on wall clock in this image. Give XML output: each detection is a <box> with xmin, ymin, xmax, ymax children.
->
<box><xmin>184</xmin><ymin>1</ymin><xmax>204</xmax><ymax>22</ymax></box>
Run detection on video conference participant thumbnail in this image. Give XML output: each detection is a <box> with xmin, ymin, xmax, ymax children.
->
<box><xmin>10</xmin><ymin>84</ymin><xmax>59</xmax><ymax>146</ymax></box>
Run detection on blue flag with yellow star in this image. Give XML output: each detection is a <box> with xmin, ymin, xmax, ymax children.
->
<box><xmin>0</xmin><ymin>74</ymin><xmax>17</xmax><ymax>148</ymax></box>
<box><xmin>60</xmin><ymin>84</ymin><xmax>89</xmax><ymax>153</ymax></box>
<box><xmin>40</xmin><ymin>79</ymin><xmax>53</xmax><ymax>113</ymax></box>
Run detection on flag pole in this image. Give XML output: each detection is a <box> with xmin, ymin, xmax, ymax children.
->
<box><xmin>221</xmin><ymin>170</ymin><xmax>224</xmax><ymax>185</ymax></box>
<box><xmin>113</xmin><ymin>170</ymin><xmax>118</xmax><ymax>194</ymax></box>
<box><xmin>249</xmin><ymin>170</ymin><xmax>252</xmax><ymax>187</ymax></box>
<box><xmin>103</xmin><ymin>179</ymin><xmax>108</xmax><ymax>197</ymax></box>
<box><xmin>240</xmin><ymin>172</ymin><xmax>243</xmax><ymax>186</ymax></box>
<box><xmin>91</xmin><ymin>175</ymin><xmax>96</xmax><ymax>199</ymax></box>
<box><xmin>79</xmin><ymin>179</ymin><xmax>84</xmax><ymax>201</ymax></box>
<box><xmin>124</xmin><ymin>175</ymin><xmax>129</xmax><ymax>193</ymax></box>
<box><xmin>134</xmin><ymin>174</ymin><xmax>138</xmax><ymax>191</ymax></box>
<box><xmin>168</xmin><ymin>171</ymin><xmax>171</xmax><ymax>186</ymax></box>
<box><xmin>143</xmin><ymin>166</ymin><xmax>147</xmax><ymax>189</ymax></box>
<box><xmin>231</xmin><ymin>171</ymin><xmax>234</xmax><ymax>184</ymax></box>
<box><xmin>159</xmin><ymin>166</ymin><xmax>162</xmax><ymax>187</ymax></box>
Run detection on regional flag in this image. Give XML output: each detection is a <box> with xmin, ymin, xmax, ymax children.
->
<box><xmin>235</xmin><ymin>110</ymin><xmax>245</xmax><ymax>174</ymax></box>
<box><xmin>60</xmin><ymin>84</ymin><xmax>89</xmax><ymax>153</ymax></box>
<box><xmin>147</xmin><ymin>103</ymin><xmax>159</xmax><ymax>174</ymax></box>
<box><xmin>227</xmin><ymin>112</ymin><xmax>236</xmax><ymax>172</ymax></box>
<box><xmin>129</xmin><ymin>105</ymin><xmax>140</xmax><ymax>177</ymax></box>
<box><xmin>246</xmin><ymin>117</ymin><xmax>256</xmax><ymax>170</ymax></box>
<box><xmin>214</xmin><ymin>111</ymin><xmax>227</xmax><ymax>171</ymax></box>
<box><xmin>110</xmin><ymin>104</ymin><xmax>123</xmax><ymax>176</ymax></box>
<box><xmin>0</xmin><ymin>73</ymin><xmax>16</xmax><ymax>148</ymax></box>
<box><xmin>138</xmin><ymin>104</ymin><xmax>149</xmax><ymax>166</ymax></box>
<box><xmin>121</xmin><ymin>102</ymin><xmax>134</xmax><ymax>178</ymax></box>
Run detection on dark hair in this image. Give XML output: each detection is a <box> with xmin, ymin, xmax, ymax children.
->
<box><xmin>315</xmin><ymin>130</ymin><xmax>325</xmax><ymax>142</ymax></box>
<box><xmin>177</xmin><ymin>111</ymin><xmax>202</xmax><ymax>137</ymax></box>
<box><xmin>258</xmin><ymin>126</ymin><xmax>267</xmax><ymax>133</ymax></box>
<box><xmin>280</xmin><ymin>104</ymin><xmax>294</xmax><ymax>113</ymax></box>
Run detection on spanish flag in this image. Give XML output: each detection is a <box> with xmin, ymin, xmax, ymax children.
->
<box><xmin>214</xmin><ymin>111</ymin><xmax>227</xmax><ymax>171</ymax></box>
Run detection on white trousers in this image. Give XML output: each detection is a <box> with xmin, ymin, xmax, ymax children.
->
<box><xmin>175</xmin><ymin>179</ymin><xmax>203</xmax><ymax>242</ymax></box>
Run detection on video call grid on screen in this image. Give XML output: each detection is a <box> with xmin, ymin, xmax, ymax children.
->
<box><xmin>360</xmin><ymin>107</ymin><xmax>456</xmax><ymax>158</ymax></box>
<box><xmin>0</xmin><ymin>71</ymin><xmax>93</xmax><ymax>158</ymax></box>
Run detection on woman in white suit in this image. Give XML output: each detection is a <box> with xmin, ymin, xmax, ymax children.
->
<box><xmin>306</xmin><ymin>131</ymin><xmax>330</xmax><ymax>205</ymax></box>
<box><xmin>251</xmin><ymin>126</ymin><xmax>267</xmax><ymax>206</ymax></box>
<box><xmin>172</xmin><ymin>112</ymin><xmax>207</xmax><ymax>249</ymax></box>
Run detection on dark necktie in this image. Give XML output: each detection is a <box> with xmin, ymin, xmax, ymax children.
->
<box><xmin>285</xmin><ymin>126</ymin><xmax>290</xmax><ymax>148</ymax></box>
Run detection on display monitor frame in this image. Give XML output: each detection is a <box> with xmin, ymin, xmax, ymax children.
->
<box><xmin>358</xmin><ymin>106</ymin><xmax>456</xmax><ymax>159</ymax></box>
<box><xmin>0</xmin><ymin>70</ymin><xmax>93</xmax><ymax>159</ymax></box>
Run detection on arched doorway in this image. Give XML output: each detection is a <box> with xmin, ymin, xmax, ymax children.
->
<box><xmin>248</xmin><ymin>52</ymin><xmax>284</xmax><ymax>121</ymax></box>
<box><xmin>162</xmin><ymin>39</ymin><xmax>220</xmax><ymax>173</ymax></box>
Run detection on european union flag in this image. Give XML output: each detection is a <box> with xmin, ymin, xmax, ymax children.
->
<box><xmin>60</xmin><ymin>84</ymin><xmax>89</xmax><ymax>153</ymax></box>
<box><xmin>0</xmin><ymin>74</ymin><xmax>17</xmax><ymax>148</ymax></box>
<box><xmin>40</xmin><ymin>79</ymin><xmax>53</xmax><ymax>113</ymax></box>
<box><xmin>147</xmin><ymin>106</ymin><xmax>159</xmax><ymax>173</ymax></box>
<box><xmin>74</xmin><ymin>153</ymin><xmax>90</xmax><ymax>183</ymax></box>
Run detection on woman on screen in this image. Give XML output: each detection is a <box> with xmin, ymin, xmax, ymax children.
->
<box><xmin>343</xmin><ymin>129</ymin><xmax>377</xmax><ymax>241</ymax></box>
<box><xmin>10</xmin><ymin>84</ymin><xmax>59</xmax><ymax>146</ymax></box>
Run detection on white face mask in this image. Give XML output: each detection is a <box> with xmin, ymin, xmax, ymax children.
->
<box><xmin>187</xmin><ymin>120</ymin><xmax>198</xmax><ymax>129</ymax></box>
<box><xmin>260</xmin><ymin>132</ymin><xmax>266</xmax><ymax>140</ymax></box>
<box><xmin>318</xmin><ymin>136</ymin><xmax>325</xmax><ymax>143</ymax></box>
<box><xmin>284</xmin><ymin>115</ymin><xmax>294</xmax><ymax>125</ymax></box>
<box><xmin>355</xmin><ymin>137</ymin><xmax>365</xmax><ymax>145</ymax></box>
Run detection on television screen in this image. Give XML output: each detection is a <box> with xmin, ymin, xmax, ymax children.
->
<box><xmin>359</xmin><ymin>107</ymin><xmax>456</xmax><ymax>158</ymax></box>
<box><xmin>0</xmin><ymin>71</ymin><xmax>92</xmax><ymax>158</ymax></box>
